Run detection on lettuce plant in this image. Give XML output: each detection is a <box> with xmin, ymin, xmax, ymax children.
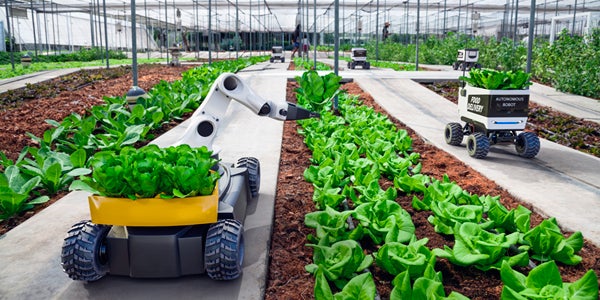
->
<box><xmin>389</xmin><ymin>264</ymin><xmax>469</xmax><ymax>300</ymax></box>
<box><xmin>349</xmin><ymin>180</ymin><xmax>397</xmax><ymax>206</ymax></box>
<box><xmin>411</xmin><ymin>175</ymin><xmax>481</xmax><ymax>211</ymax></box>
<box><xmin>459</xmin><ymin>69</ymin><xmax>532</xmax><ymax>90</ymax></box>
<box><xmin>70</xmin><ymin>144</ymin><xmax>219</xmax><ymax>199</ymax></box>
<box><xmin>354</xmin><ymin>199</ymin><xmax>415</xmax><ymax>245</ymax></box>
<box><xmin>428</xmin><ymin>201</ymin><xmax>487</xmax><ymax>235</ymax></box>
<box><xmin>314</xmin><ymin>267</ymin><xmax>376</xmax><ymax>300</ymax></box>
<box><xmin>487</xmin><ymin>198</ymin><xmax>531</xmax><ymax>234</ymax></box>
<box><xmin>500</xmin><ymin>260</ymin><xmax>598</xmax><ymax>300</ymax></box>
<box><xmin>295</xmin><ymin>70</ymin><xmax>342</xmax><ymax>113</ymax></box>
<box><xmin>433</xmin><ymin>222</ymin><xmax>529</xmax><ymax>271</ymax></box>
<box><xmin>520</xmin><ymin>217</ymin><xmax>584</xmax><ymax>265</ymax></box>
<box><xmin>304</xmin><ymin>206</ymin><xmax>363</xmax><ymax>245</ymax></box>
<box><xmin>305</xmin><ymin>239</ymin><xmax>373</xmax><ymax>289</ymax></box>
<box><xmin>20</xmin><ymin>147</ymin><xmax>91</xmax><ymax>195</ymax></box>
<box><xmin>375</xmin><ymin>237</ymin><xmax>435</xmax><ymax>279</ymax></box>
<box><xmin>0</xmin><ymin>165</ymin><xmax>49</xmax><ymax>221</ymax></box>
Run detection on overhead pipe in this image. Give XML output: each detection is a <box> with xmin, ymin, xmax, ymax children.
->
<box><xmin>145</xmin><ymin>0</ymin><xmax>149</xmax><ymax>59</ymax></box>
<box><xmin>572</xmin><ymin>0</ymin><xmax>578</xmax><ymax>36</ymax></box>
<box><xmin>103</xmin><ymin>0</ymin><xmax>109</xmax><ymax>68</ymax></box>
<box><xmin>333</xmin><ymin>0</ymin><xmax>339</xmax><ymax>111</ymax></box>
<box><xmin>95</xmin><ymin>0</ymin><xmax>102</xmax><ymax>57</ymax></box>
<box><xmin>375</xmin><ymin>0</ymin><xmax>379</xmax><ymax>61</ymax></box>
<box><xmin>125</xmin><ymin>0</ymin><xmax>147</xmax><ymax>106</ymax></box>
<box><xmin>526</xmin><ymin>0</ymin><xmax>536</xmax><ymax>73</ymax></box>
<box><xmin>416</xmin><ymin>0</ymin><xmax>420</xmax><ymax>71</ymax></box>
<box><xmin>236</xmin><ymin>0</ymin><xmax>239</xmax><ymax>58</ymax></box>
<box><xmin>513</xmin><ymin>0</ymin><xmax>519</xmax><ymax>45</ymax></box>
<box><xmin>313</xmin><ymin>0</ymin><xmax>316</xmax><ymax>69</ymax></box>
<box><xmin>4</xmin><ymin>0</ymin><xmax>14</xmax><ymax>70</ymax></box>
<box><xmin>30</xmin><ymin>1</ymin><xmax>38</xmax><ymax>57</ymax></box>
<box><xmin>165</xmin><ymin>0</ymin><xmax>169</xmax><ymax>63</ymax></box>
<box><xmin>209</xmin><ymin>0</ymin><xmax>212</xmax><ymax>63</ymax></box>
<box><xmin>96</xmin><ymin>0</ymin><xmax>101</xmax><ymax>49</ymax></box>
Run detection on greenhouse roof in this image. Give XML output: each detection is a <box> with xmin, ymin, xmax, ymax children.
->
<box><xmin>9</xmin><ymin>0</ymin><xmax>600</xmax><ymax>34</ymax></box>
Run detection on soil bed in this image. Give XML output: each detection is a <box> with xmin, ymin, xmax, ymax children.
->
<box><xmin>265</xmin><ymin>80</ymin><xmax>600</xmax><ymax>299</ymax></box>
<box><xmin>0</xmin><ymin>64</ymin><xmax>598</xmax><ymax>299</ymax></box>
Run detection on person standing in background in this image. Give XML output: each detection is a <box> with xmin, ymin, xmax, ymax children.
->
<box><xmin>301</xmin><ymin>34</ymin><xmax>311</xmax><ymax>59</ymax></box>
<box><xmin>382</xmin><ymin>22</ymin><xmax>390</xmax><ymax>41</ymax></box>
<box><xmin>290</xmin><ymin>24</ymin><xmax>301</xmax><ymax>58</ymax></box>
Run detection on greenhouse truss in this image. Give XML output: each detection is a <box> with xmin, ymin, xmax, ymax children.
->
<box><xmin>1</xmin><ymin>0</ymin><xmax>599</xmax><ymax>53</ymax></box>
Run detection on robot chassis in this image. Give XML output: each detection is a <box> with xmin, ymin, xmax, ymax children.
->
<box><xmin>61</xmin><ymin>73</ymin><xmax>318</xmax><ymax>281</ymax></box>
<box><xmin>444</xmin><ymin>82</ymin><xmax>540</xmax><ymax>159</ymax></box>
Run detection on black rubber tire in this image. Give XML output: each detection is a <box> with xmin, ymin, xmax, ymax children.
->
<box><xmin>467</xmin><ymin>132</ymin><xmax>490</xmax><ymax>159</ymax></box>
<box><xmin>237</xmin><ymin>157</ymin><xmax>260</xmax><ymax>199</ymax></box>
<box><xmin>452</xmin><ymin>62</ymin><xmax>458</xmax><ymax>70</ymax></box>
<box><xmin>351</xmin><ymin>62</ymin><xmax>356</xmax><ymax>69</ymax></box>
<box><xmin>269</xmin><ymin>58</ymin><xmax>274</xmax><ymax>63</ymax></box>
<box><xmin>61</xmin><ymin>220</ymin><xmax>111</xmax><ymax>281</ymax></box>
<box><xmin>347</xmin><ymin>61</ymin><xmax>351</xmax><ymax>69</ymax></box>
<box><xmin>444</xmin><ymin>122</ymin><xmax>464</xmax><ymax>146</ymax></box>
<box><xmin>281</xmin><ymin>57</ymin><xmax>285</xmax><ymax>63</ymax></box>
<box><xmin>205</xmin><ymin>219</ymin><xmax>244</xmax><ymax>280</ymax></box>
<box><xmin>515</xmin><ymin>132</ymin><xmax>540</xmax><ymax>158</ymax></box>
<box><xmin>364</xmin><ymin>62</ymin><xmax>370</xmax><ymax>69</ymax></box>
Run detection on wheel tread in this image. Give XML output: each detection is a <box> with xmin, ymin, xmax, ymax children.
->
<box><xmin>61</xmin><ymin>220</ymin><xmax>110</xmax><ymax>281</ymax></box>
<box><xmin>467</xmin><ymin>132</ymin><xmax>490</xmax><ymax>159</ymax></box>
<box><xmin>205</xmin><ymin>219</ymin><xmax>244</xmax><ymax>280</ymax></box>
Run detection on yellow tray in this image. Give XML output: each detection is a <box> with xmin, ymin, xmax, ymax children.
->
<box><xmin>88</xmin><ymin>184</ymin><xmax>218</xmax><ymax>227</ymax></box>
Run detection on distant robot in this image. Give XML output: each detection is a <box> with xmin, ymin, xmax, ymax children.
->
<box><xmin>452</xmin><ymin>49</ymin><xmax>482</xmax><ymax>71</ymax></box>
<box><xmin>270</xmin><ymin>46</ymin><xmax>285</xmax><ymax>63</ymax></box>
<box><xmin>347</xmin><ymin>48</ymin><xmax>370</xmax><ymax>70</ymax></box>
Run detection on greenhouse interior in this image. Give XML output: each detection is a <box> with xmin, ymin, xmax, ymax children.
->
<box><xmin>0</xmin><ymin>0</ymin><xmax>599</xmax><ymax>300</ymax></box>
<box><xmin>1</xmin><ymin>0</ymin><xmax>599</xmax><ymax>53</ymax></box>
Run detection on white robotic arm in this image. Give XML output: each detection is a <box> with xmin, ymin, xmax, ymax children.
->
<box><xmin>174</xmin><ymin>72</ymin><xmax>318</xmax><ymax>150</ymax></box>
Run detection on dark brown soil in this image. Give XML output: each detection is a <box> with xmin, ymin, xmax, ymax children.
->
<box><xmin>0</xmin><ymin>65</ymin><xmax>598</xmax><ymax>299</ymax></box>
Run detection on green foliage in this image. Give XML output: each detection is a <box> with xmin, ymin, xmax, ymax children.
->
<box><xmin>314</xmin><ymin>267</ymin><xmax>376</xmax><ymax>300</ymax></box>
<box><xmin>500</xmin><ymin>260</ymin><xmax>598</xmax><ymax>300</ymax></box>
<box><xmin>389</xmin><ymin>264</ymin><xmax>469</xmax><ymax>300</ymax></box>
<box><xmin>0</xmin><ymin>165</ymin><xmax>49</xmax><ymax>221</ymax></box>
<box><xmin>70</xmin><ymin>144</ymin><xmax>219</xmax><ymax>200</ymax></box>
<box><xmin>433</xmin><ymin>222</ymin><xmax>529</xmax><ymax>271</ymax></box>
<box><xmin>293</xmin><ymin>57</ymin><xmax>331</xmax><ymax>70</ymax></box>
<box><xmin>487</xmin><ymin>198</ymin><xmax>531</xmax><ymax>234</ymax></box>
<box><xmin>427</xmin><ymin>201</ymin><xmax>486</xmax><ymax>235</ymax></box>
<box><xmin>520</xmin><ymin>217</ymin><xmax>584</xmax><ymax>265</ymax></box>
<box><xmin>375</xmin><ymin>237</ymin><xmax>435</xmax><ymax>279</ymax></box>
<box><xmin>295</xmin><ymin>70</ymin><xmax>342</xmax><ymax>113</ymax></box>
<box><xmin>0</xmin><ymin>48</ymin><xmax>126</xmax><ymax>65</ymax></box>
<box><xmin>304</xmin><ymin>206</ymin><xmax>364</xmax><ymax>245</ymax></box>
<box><xmin>354</xmin><ymin>199</ymin><xmax>415</xmax><ymax>245</ymax></box>
<box><xmin>533</xmin><ymin>29</ymin><xmax>600</xmax><ymax>98</ymax></box>
<box><xmin>459</xmin><ymin>69</ymin><xmax>532</xmax><ymax>90</ymax></box>
<box><xmin>305</xmin><ymin>239</ymin><xmax>373</xmax><ymax>289</ymax></box>
<box><xmin>19</xmin><ymin>147</ymin><xmax>90</xmax><ymax>195</ymax></box>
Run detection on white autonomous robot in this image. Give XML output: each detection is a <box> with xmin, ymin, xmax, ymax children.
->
<box><xmin>61</xmin><ymin>73</ymin><xmax>318</xmax><ymax>281</ymax></box>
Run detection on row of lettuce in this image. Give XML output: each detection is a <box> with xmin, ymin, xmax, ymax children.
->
<box><xmin>294</xmin><ymin>70</ymin><xmax>598</xmax><ymax>299</ymax></box>
<box><xmin>358</xmin><ymin>30</ymin><xmax>600</xmax><ymax>98</ymax></box>
<box><xmin>0</xmin><ymin>56</ymin><xmax>268</xmax><ymax>222</ymax></box>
